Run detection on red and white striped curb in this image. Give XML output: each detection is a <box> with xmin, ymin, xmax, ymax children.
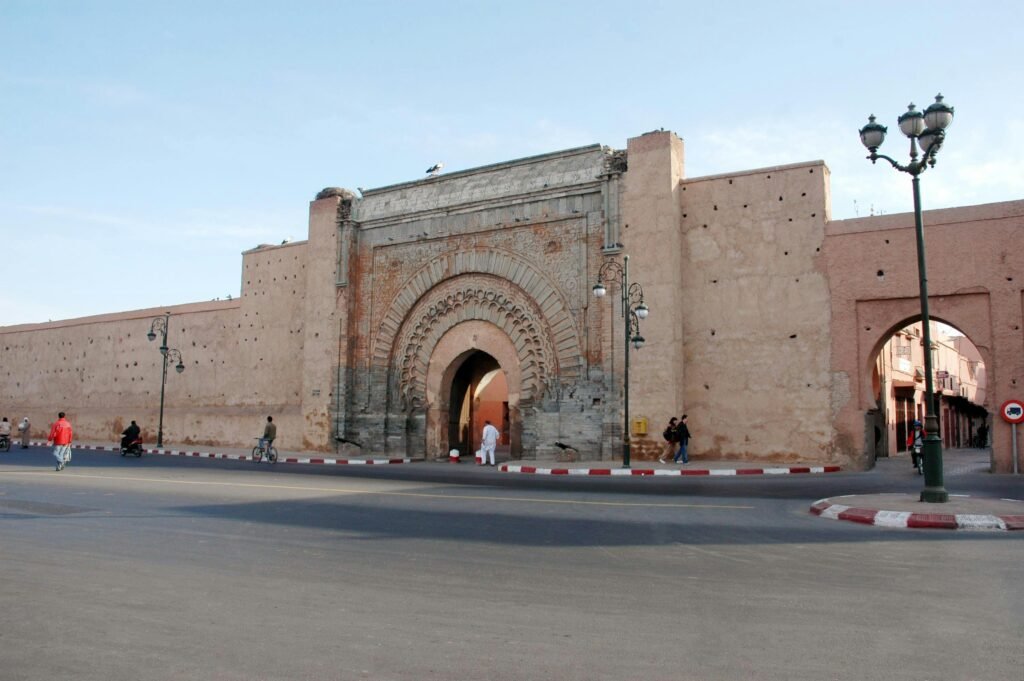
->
<box><xmin>810</xmin><ymin>496</ymin><xmax>1024</xmax><ymax>531</ymax></box>
<box><xmin>28</xmin><ymin>442</ymin><xmax>409</xmax><ymax>466</ymax></box>
<box><xmin>500</xmin><ymin>464</ymin><xmax>842</xmax><ymax>476</ymax></box>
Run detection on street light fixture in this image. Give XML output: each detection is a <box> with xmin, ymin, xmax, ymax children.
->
<box><xmin>148</xmin><ymin>312</ymin><xmax>186</xmax><ymax>447</ymax></box>
<box><xmin>859</xmin><ymin>93</ymin><xmax>954</xmax><ymax>503</ymax></box>
<box><xmin>593</xmin><ymin>254</ymin><xmax>649</xmax><ymax>468</ymax></box>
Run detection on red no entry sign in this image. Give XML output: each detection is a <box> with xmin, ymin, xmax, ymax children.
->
<box><xmin>1000</xmin><ymin>399</ymin><xmax>1024</xmax><ymax>424</ymax></box>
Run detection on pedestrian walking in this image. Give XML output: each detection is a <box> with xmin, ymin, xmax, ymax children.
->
<box><xmin>480</xmin><ymin>420</ymin><xmax>499</xmax><ymax>466</ymax></box>
<box><xmin>906</xmin><ymin>420</ymin><xmax>924</xmax><ymax>472</ymax></box>
<box><xmin>658</xmin><ymin>417</ymin><xmax>678</xmax><ymax>464</ymax></box>
<box><xmin>673</xmin><ymin>414</ymin><xmax>691</xmax><ymax>464</ymax></box>
<box><xmin>18</xmin><ymin>416</ymin><xmax>30</xmax><ymax>448</ymax></box>
<box><xmin>47</xmin><ymin>412</ymin><xmax>74</xmax><ymax>471</ymax></box>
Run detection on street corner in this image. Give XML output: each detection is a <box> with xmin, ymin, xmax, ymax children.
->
<box><xmin>810</xmin><ymin>493</ymin><xmax>1024</xmax><ymax>531</ymax></box>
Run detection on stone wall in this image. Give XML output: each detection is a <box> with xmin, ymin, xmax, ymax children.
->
<box><xmin>668</xmin><ymin>161</ymin><xmax>835</xmax><ymax>463</ymax></box>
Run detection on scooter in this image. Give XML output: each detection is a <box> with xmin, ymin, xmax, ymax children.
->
<box><xmin>0</xmin><ymin>435</ymin><xmax>10</xmax><ymax>452</ymax></box>
<box><xmin>911</xmin><ymin>443</ymin><xmax>923</xmax><ymax>475</ymax></box>
<box><xmin>120</xmin><ymin>437</ymin><xmax>143</xmax><ymax>457</ymax></box>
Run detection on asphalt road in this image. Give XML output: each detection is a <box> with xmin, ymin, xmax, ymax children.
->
<box><xmin>1</xmin><ymin>447</ymin><xmax>1021</xmax><ymax>681</ymax></box>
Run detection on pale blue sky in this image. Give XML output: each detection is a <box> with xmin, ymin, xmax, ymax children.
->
<box><xmin>2</xmin><ymin>1</ymin><xmax>1021</xmax><ymax>325</ymax></box>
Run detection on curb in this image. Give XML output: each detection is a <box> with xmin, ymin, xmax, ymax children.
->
<box><xmin>28</xmin><ymin>442</ymin><xmax>410</xmax><ymax>466</ymax></box>
<box><xmin>500</xmin><ymin>464</ymin><xmax>842</xmax><ymax>477</ymax></box>
<box><xmin>810</xmin><ymin>497</ymin><xmax>1024</xmax><ymax>531</ymax></box>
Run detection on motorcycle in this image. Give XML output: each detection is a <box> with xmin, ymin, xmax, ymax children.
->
<box><xmin>0</xmin><ymin>434</ymin><xmax>10</xmax><ymax>452</ymax></box>
<box><xmin>911</xmin><ymin>443</ymin><xmax>923</xmax><ymax>475</ymax></box>
<box><xmin>120</xmin><ymin>437</ymin><xmax>143</xmax><ymax>457</ymax></box>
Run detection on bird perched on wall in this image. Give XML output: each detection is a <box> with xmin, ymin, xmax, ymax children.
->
<box><xmin>554</xmin><ymin>441</ymin><xmax>578</xmax><ymax>463</ymax></box>
<box><xmin>425</xmin><ymin>162</ymin><xmax>444</xmax><ymax>176</ymax></box>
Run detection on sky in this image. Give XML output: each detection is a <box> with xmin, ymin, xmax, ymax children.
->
<box><xmin>2</xmin><ymin>1</ymin><xmax>1022</xmax><ymax>326</ymax></box>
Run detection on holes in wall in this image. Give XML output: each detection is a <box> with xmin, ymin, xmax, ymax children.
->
<box><xmin>710</xmin><ymin>329</ymin><xmax>716</xmax><ymax>336</ymax></box>
<box><xmin>703</xmin><ymin>224</ymin><xmax>708</xmax><ymax>229</ymax></box>
<box><xmin>728</xmin><ymin>179</ymin><xmax>733</xmax><ymax>184</ymax></box>
<box><xmin>779</xmin><ymin>196</ymin><xmax>783</xmax><ymax>201</ymax></box>
<box><xmin>1007</xmin><ymin>277</ymin><xmax>1014</xmax><ymax>282</ymax></box>
<box><xmin>801</xmin><ymin>192</ymin><xmax>806</xmax><ymax>197</ymax></box>
<box><xmin>877</xmin><ymin>270</ymin><xmax>885</xmax><ymax>280</ymax></box>
<box><xmin>703</xmin><ymin>384</ymin><xmax>710</xmax><ymax>390</ymax></box>
<box><xmin>789</xmin><ymin>334</ymin><xmax>798</xmax><ymax>339</ymax></box>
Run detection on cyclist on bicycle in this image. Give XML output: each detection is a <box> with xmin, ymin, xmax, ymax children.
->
<box><xmin>261</xmin><ymin>416</ymin><xmax>276</xmax><ymax>450</ymax></box>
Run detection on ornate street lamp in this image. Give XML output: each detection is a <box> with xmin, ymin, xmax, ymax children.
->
<box><xmin>593</xmin><ymin>254</ymin><xmax>649</xmax><ymax>468</ymax></box>
<box><xmin>859</xmin><ymin>93</ymin><xmax>955</xmax><ymax>503</ymax></box>
<box><xmin>147</xmin><ymin>312</ymin><xmax>186</xmax><ymax>447</ymax></box>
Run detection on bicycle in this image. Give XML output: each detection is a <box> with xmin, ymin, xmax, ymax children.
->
<box><xmin>252</xmin><ymin>437</ymin><xmax>278</xmax><ymax>463</ymax></box>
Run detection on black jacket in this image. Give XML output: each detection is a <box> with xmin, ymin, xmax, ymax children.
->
<box><xmin>674</xmin><ymin>422</ymin><xmax>691</xmax><ymax>444</ymax></box>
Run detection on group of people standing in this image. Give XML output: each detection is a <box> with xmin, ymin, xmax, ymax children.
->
<box><xmin>659</xmin><ymin>415</ymin><xmax>691</xmax><ymax>464</ymax></box>
<box><xmin>0</xmin><ymin>416</ymin><xmax>32</xmax><ymax>449</ymax></box>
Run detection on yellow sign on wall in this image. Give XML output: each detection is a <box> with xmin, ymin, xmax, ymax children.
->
<box><xmin>632</xmin><ymin>417</ymin><xmax>648</xmax><ymax>436</ymax></box>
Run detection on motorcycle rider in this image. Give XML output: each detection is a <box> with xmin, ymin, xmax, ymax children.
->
<box><xmin>0</xmin><ymin>417</ymin><xmax>11</xmax><ymax>448</ymax></box>
<box><xmin>120</xmin><ymin>420</ymin><xmax>141</xmax><ymax>451</ymax></box>
<box><xmin>906</xmin><ymin>420</ymin><xmax>925</xmax><ymax>473</ymax></box>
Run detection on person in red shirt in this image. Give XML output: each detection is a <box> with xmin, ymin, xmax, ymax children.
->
<box><xmin>47</xmin><ymin>411</ymin><xmax>74</xmax><ymax>471</ymax></box>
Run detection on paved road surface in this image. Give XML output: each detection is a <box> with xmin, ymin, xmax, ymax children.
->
<box><xmin>1</xmin><ymin>447</ymin><xmax>1021</xmax><ymax>680</ymax></box>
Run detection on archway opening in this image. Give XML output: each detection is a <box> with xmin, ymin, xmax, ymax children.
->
<box><xmin>868</xmin><ymin>319</ymin><xmax>988</xmax><ymax>461</ymax></box>
<box><xmin>447</xmin><ymin>351</ymin><xmax>510</xmax><ymax>458</ymax></box>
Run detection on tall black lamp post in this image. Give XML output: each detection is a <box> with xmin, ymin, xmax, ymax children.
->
<box><xmin>147</xmin><ymin>313</ymin><xmax>185</xmax><ymax>447</ymax></box>
<box><xmin>593</xmin><ymin>254</ymin><xmax>649</xmax><ymax>468</ymax></box>
<box><xmin>859</xmin><ymin>93</ymin><xmax>955</xmax><ymax>503</ymax></box>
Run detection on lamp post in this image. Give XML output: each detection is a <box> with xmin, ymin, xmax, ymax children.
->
<box><xmin>593</xmin><ymin>254</ymin><xmax>649</xmax><ymax>468</ymax></box>
<box><xmin>147</xmin><ymin>313</ymin><xmax>185</xmax><ymax>447</ymax></box>
<box><xmin>859</xmin><ymin>93</ymin><xmax>955</xmax><ymax>503</ymax></box>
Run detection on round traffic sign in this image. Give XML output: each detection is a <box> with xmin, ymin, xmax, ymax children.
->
<box><xmin>1000</xmin><ymin>399</ymin><xmax>1024</xmax><ymax>424</ymax></box>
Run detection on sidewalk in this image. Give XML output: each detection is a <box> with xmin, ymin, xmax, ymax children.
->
<box><xmin>27</xmin><ymin>440</ymin><xmax>410</xmax><ymax>465</ymax></box>
<box><xmin>27</xmin><ymin>439</ymin><xmax>842</xmax><ymax>476</ymax></box>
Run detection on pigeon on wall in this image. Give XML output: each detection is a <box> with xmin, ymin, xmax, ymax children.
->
<box><xmin>426</xmin><ymin>162</ymin><xmax>444</xmax><ymax>176</ymax></box>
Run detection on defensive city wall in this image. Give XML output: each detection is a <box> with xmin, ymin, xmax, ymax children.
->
<box><xmin>2</xmin><ymin>130</ymin><xmax>1022</xmax><ymax>471</ymax></box>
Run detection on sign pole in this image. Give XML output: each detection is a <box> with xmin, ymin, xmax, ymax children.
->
<box><xmin>1014</xmin><ymin>423</ymin><xmax>1019</xmax><ymax>475</ymax></box>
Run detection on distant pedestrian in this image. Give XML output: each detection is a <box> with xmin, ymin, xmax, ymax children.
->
<box><xmin>481</xmin><ymin>420</ymin><xmax>499</xmax><ymax>466</ymax></box>
<box><xmin>673</xmin><ymin>415</ymin><xmax>691</xmax><ymax>464</ymax></box>
<box><xmin>18</xmin><ymin>417</ymin><xmax>30</xmax><ymax>448</ymax></box>
<box><xmin>906</xmin><ymin>420</ymin><xmax>924</xmax><ymax>471</ymax></box>
<box><xmin>47</xmin><ymin>412</ymin><xmax>74</xmax><ymax>471</ymax></box>
<box><xmin>262</xmin><ymin>416</ymin><xmax>277</xmax><ymax>448</ymax></box>
<box><xmin>658</xmin><ymin>417</ymin><xmax>678</xmax><ymax>464</ymax></box>
<box><xmin>976</xmin><ymin>422</ymin><xmax>988</xmax><ymax>448</ymax></box>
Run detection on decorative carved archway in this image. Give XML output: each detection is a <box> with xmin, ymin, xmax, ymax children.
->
<box><xmin>371</xmin><ymin>248</ymin><xmax>583</xmax><ymax>384</ymax></box>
